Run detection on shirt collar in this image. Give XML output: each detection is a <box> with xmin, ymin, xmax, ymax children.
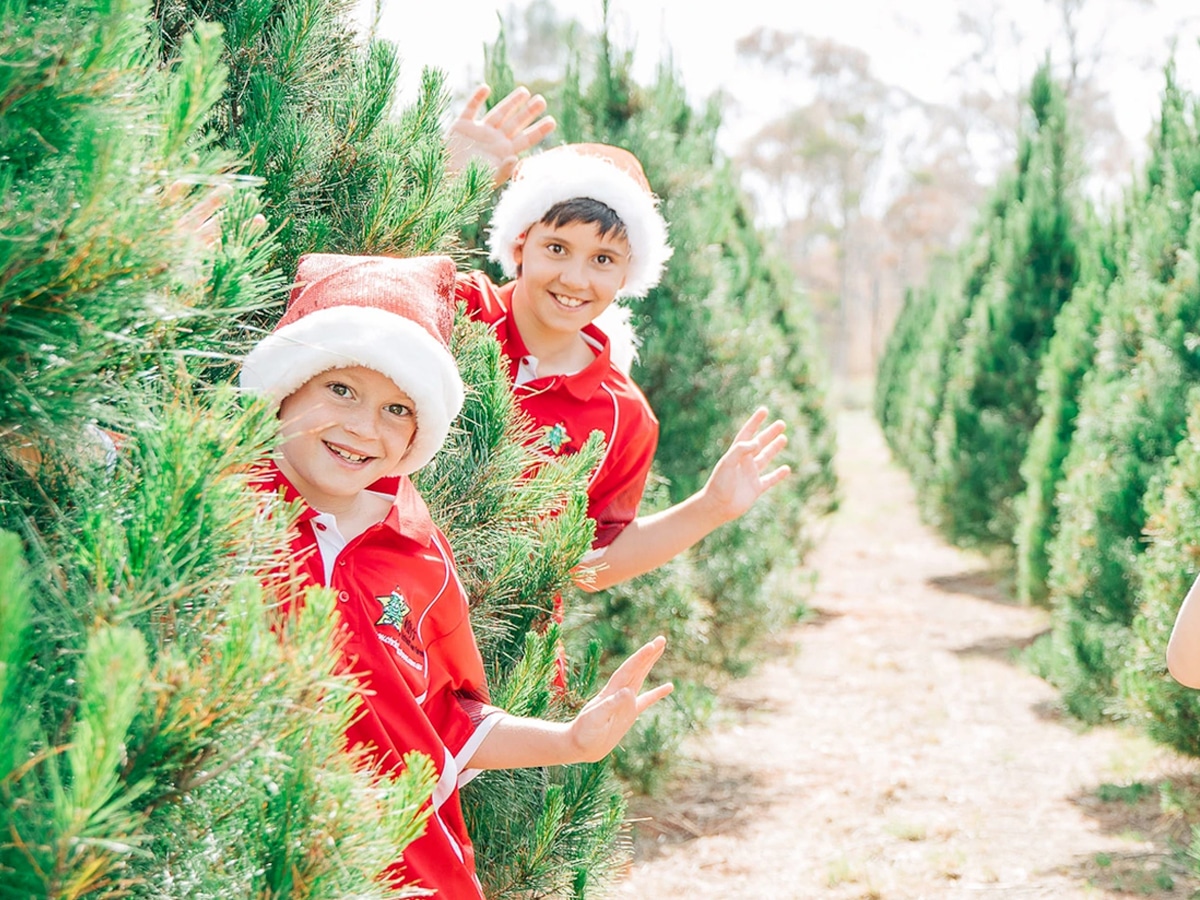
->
<box><xmin>250</xmin><ymin>460</ymin><xmax>436</xmax><ymax>547</ymax></box>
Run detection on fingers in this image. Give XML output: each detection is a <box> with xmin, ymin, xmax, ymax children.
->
<box><xmin>753</xmin><ymin>419</ymin><xmax>787</xmax><ymax>448</ymax></box>
<box><xmin>635</xmin><ymin>681</ymin><xmax>675</xmax><ymax>715</ymax></box>
<box><xmin>485</xmin><ymin>87</ymin><xmax>553</xmax><ymax>149</ymax></box>
<box><xmin>511</xmin><ymin>115</ymin><xmax>557</xmax><ymax>154</ymax></box>
<box><xmin>601</xmin><ymin>636</ymin><xmax>667</xmax><ymax>696</ymax></box>
<box><xmin>457</xmin><ymin>83</ymin><xmax>492</xmax><ymax>122</ymax></box>
<box><xmin>754</xmin><ymin>431</ymin><xmax>788</xmax><ymax>467</ymax></box>
<box><xmin>759</xmin><ymin>464</ymin><xmax>792</xmax><ymax>492</ymax></box>
<box><xmin>733</xmin><ymin>406</ymin><xmax>770</xmax><ymax>442</ymax></box>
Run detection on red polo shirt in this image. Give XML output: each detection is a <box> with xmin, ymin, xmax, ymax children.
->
<box><xmin>456</xmin><ymin>271</ymin><xmax>659</xmax><ymax>548</ymax></box>
<box><xmin>251</xmin><ymin>462</ymin><xmax>499</xmax><ymax>900</ymax></box>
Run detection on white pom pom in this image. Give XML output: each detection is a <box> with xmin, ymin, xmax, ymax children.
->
<box><xmin>593</xmin><ymin>304</ymin><xmax>641</xmax><ymax>374</ymax></box>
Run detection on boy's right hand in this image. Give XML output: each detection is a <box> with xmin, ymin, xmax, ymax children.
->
<box><xmin>446</xmin><ymin>84</ymin><xmax>557</xmax><ymax>186</ymax></box>
<box><xmin>568</xmin><ymin>636</ymin><xmax>673</xmax><ymax>763</ymax></box>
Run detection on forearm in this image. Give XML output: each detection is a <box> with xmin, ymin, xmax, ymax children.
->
<box><xmin>464</xmin><ymin>714</ymin><xmax>588</xmax><ymax>770</ymax></box>
<box><xmin>1168</xmin><ymin>574</ymin><xmax>1200</xmax><ymax>687</ymax></box>
<box><xmin>582</xmin><ymin>489</ymin><xmax>730</xmax><ymax>592</ymax></box>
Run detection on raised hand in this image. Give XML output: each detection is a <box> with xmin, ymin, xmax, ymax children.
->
<box><xmin>446</xmin><ymin>84</ymin><xmax>557</xmax><ymax>186</ymax></box>
<box><xmin>703</xmin><ymin>407</ymin><xmax>791</xmax><ymax>522</ymax></box>
<box><xmin>567</xmin><ymin>636</ymin><xmax>673</xmax><ymax>763</ymax></box>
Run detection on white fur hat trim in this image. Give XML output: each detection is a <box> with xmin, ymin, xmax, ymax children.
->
<box><xmin>240</xmin><ymin>305</ymin><xmax>464</xmax><ymax>475</ymax></box>
<box><xmin>488</xmin><ymin>148</ymin><xmax>672</xmax><ymax>299</ymax></box>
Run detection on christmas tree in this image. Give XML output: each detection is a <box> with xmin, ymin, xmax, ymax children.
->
<box><xmin>1</xmin><ymin>0</ymin><xmax>435</xmax><ymax>894</ymax></box>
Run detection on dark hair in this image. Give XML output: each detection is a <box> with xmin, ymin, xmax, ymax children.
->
<box><xmin>539</xmin><ymin>197</ymin><xmax>629</xmax><ymax>243</ymax></box>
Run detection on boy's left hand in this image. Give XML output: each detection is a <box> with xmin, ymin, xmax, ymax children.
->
<box><xmin>447</xmin><ymin>84</ymin><xmax>557</xmax><ymax>186</ymax></box>
<box><xmin>703</xmin><ymin>407</ymin><xmax>791</xmax><ymax>522</ymax></box>
<box><xmin>568</xmin><ymin>636</ymin><xmax>673</xmax><ymax>763</ymax></box>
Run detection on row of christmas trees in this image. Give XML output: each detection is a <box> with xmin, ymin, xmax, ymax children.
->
<box><xmin>1</xmin><ymin>0</ymin><xmax>835</xmax><ymax>895</ymax></box>
<box><xmin>876</xmin><ymin>57</ymin><xmax>1200</xmax><ymax>798</ymax></box>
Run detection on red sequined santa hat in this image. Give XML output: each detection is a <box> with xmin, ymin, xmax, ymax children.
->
<box><xmin>487</xmin><ymin>142</ymin><xmax>672</xmax><ymax>300</ymax></box>
<box><xmin>239</xmin><ymin>253</ymin><xmax>464</xmax><ymax>475</ymax></box>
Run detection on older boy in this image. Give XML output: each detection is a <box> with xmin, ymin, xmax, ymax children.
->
<box><xmin>455</xmin><ymin>141</ymin><xmax>791</xmax><ymax>590</ymax></box>
<box><xmin>239</xmin><ymin>252</ymin><xmax>671</xmax><ymax>899</ymax></box>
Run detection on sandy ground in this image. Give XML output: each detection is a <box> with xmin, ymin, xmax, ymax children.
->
<box><xmin>610</xmin><ymin>408</ymin><xmax>1200</xmax><ymax>900</ymax></box>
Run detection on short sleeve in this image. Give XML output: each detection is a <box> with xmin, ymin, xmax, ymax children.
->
<box><xmin>586</xmin><ymin>409</ymin><xmax>659</xmax><ymax>548</ymax></box>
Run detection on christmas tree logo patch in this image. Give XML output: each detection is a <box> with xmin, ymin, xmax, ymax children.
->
<box><xmin>375</xmin><ymin>589</ymin><xmax>411</xmax><ymax>629</ymax></box>
<box><xmin>545</xmin><ymin>422</ymin><xmax>571</xmax><ymax>453</ymax></box>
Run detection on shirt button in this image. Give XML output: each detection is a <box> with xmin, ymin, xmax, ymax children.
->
<box><xmin>337</xmin><ymin>591</ymin><xmax>350</xmax><ymax>603</ymax></box>
<box><xmin>314</xmin><ymin>522</ymin><xmax>326</xmax><ymax>531</ymax></box>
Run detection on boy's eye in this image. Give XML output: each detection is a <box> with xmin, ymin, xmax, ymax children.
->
<box><xmin>596</xmin><ymin>254</ymin><xmax>612</xmax><ymax>265</ymax></box>
<box><xmin>386</xmin><ymin>403</ymin><xmax>413</xmax><ymax>418</ymax></box>
<box><xmin>329</xmin><ymin>382</ymin><xmax>351</xmax><ymax>397</ymax></box>
<box><xmin>547</xmin><ymin>242</ymin><xmax>565</xmax><ymax>255</ymax></box>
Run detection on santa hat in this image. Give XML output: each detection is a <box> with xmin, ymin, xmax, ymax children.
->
<box><xmin>487</xmin><ymin>143</ymin><xmax>672</xmax><ymax>299</ymax></box>
<box><xmin>239</xmin><ymin>253</ymin><xmax>464</xmax><ymax>475</ymax></box>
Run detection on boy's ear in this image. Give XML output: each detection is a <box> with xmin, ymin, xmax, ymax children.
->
<box><xmin>512</xmin><ymin>231</ymin><xmax>527</xmax><ymax>270</ymax></box>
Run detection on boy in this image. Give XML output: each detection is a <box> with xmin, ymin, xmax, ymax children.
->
<box><xmin>455</xmin><ymin>141</ymin><xmax>791</xmax><ymax>590</ymax></box>
<box><xmin>239</xmin><ymin>252</ymin><xmax>672</xmax><ymax>899</ymax></box>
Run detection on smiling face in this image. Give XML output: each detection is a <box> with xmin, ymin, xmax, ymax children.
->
<box><xmin>510</xmin><ymin>218</ymin><xmax>632</xmax><ymax>348</ymax></box>
<box><xmin>276</xmin><ymin>365</ymin><xmax>417</xmax><ymax>514</ymax></box>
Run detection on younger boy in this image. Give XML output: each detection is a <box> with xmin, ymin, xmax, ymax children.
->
<box><xmin>455</xmin><ymin>141</ymin><xmax>791</xmax><ymax>590</ymax></box>
<box><xmin>239</xmin><ymin>252</ymin><xmax>671</xmax><ymax>899</ymax></box>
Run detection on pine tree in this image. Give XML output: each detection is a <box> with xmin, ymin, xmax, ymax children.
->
<box><xmin>1031</xmin><ymin>62</ymin><xmax>1200</xmax><ymax>721</ymax></box>
<box><xmin>152</xmin><ymin>0</ymin><xmax>493</xmax><ymax>277</ymax></box>
<box><xmin>1</xmin><ymin>0</ymin><xmax>434</xmax><ymax>894</ymax></box>
<box><xmin>144</xmin><ymin>0</ymin><xmax>633</xmax><ymax>892</ymax></box>
<box><xmin>927</xmin><ymin>63</ymin><xmax>1085</xmax><ymax>548</ymax></box>
<box><xmin>1124</xmin><ymin>388</ymin><xmax>1200</xmax><ymax>756</ymax></box>
<box><xmin>876</xmin><ymin>184</ymin><xmax>1010</xmax><ymax>523</ymax></box>
<box><xmin>469</xmin><ymin>11</ymin><xmax>837</xmax><ymax>811</ymax></box>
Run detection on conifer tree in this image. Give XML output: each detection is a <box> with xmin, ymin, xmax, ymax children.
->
<box><xmin>146</xmin><ymin>0</ymin><xmax>633</xmax><ymax>892</ymax></box>
<box><xmin>874</xmin><ymin>184</ymin><xmax>1010</xmax><ymax>523</ymax></box>
<box><xmin>1031</xmin><ymin>63</ymin><xmax>1200</xmax><ymax>720</ymax></box>
<box><xmin>152</xmin><ymin>0</ymin><xmax>494</xmax><ymax>276</ymax></box>
<box><xmin>471</xmin><ymin>12</ymin><xmax>837</xmax><ymax>803</ymax></box>
<box><xmin>927</xmin><ymin>63</ymin><xmax>1085</xmax><ymax>547</ymax></box>
<box><xmin>1</xmin><ymin>0</ymin><xmax>434</xmax><ymax>893</ymax></box>
<box><xmin>1011</xmin><ymin>257</ymin><xmax>1109</xmax><ymax>604</ymax></box>
<box><xmin>1124</xmin><ymin>388</ymin><xmax>1200</xmax><ymax>756</ymax></box>
<box><xmin>874</xmin><ymin>257</ymin><xmax>958</xmax><ymax>478</ymax></box>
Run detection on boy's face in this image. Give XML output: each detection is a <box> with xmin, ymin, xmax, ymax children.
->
<box><xmin>512</xmin><ymin>219</ymin><xmax>632</xmax><ymax>339</ymax></box>
<box><xmin>277</xmin><ymin>365</ymin><xmax>417</xmax><ymax>512</ymax></box>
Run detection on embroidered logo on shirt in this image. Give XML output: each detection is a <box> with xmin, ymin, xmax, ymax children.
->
<box><xmin>545</xmin><ymin>422</ymin><xmax>571</xmax><ymax>453</ymax></box>
<box><xmin>375</xmin><ymin>589</ymin><xmax>411</xmax><ymax>630</ymax></box>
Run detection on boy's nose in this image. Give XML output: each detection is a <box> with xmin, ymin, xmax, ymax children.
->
<box><xmin>558</xmin><ymin>260</ymin><xmax>588</xmax><ymax>290</ymax></box>
<box><xmin>344</xmin><ymin>408</ymin><xmax>379</xmax><ymax>438</ymax></box>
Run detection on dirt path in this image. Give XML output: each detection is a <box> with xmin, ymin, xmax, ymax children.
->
<box><xmin>611</xmin><ymin>408</ymin><xmax>1200</xmax><ymax>900</ymax></box>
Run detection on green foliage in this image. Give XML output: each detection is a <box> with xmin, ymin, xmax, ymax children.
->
<box><xmin>876</xmin><ymin>189</ymin><xmax>1008</xmax><ymax>522</ymax></box>
<box><xmin>0</xmin><ymin>0</ymin><xmax>273</xmax><ymax>440</ymax></box>
<box><xmin>2</xmin><ymin>0</ymin><xmax>440</xmax><ymax>892</ymax></box>
<box><xmin>1040</xmin><ymin>154</ymin><xmax>1200</xmax><ymax>716</ymax></box>
<box><xmin>153</xmin><ymin>0</ymin><xmax>494</xmax><ymax>278</ymax></box>
<box><xmin>875</xmin><ymin>282</ymin><xmax>938</xmax><ymax>443</ymax></box>
<box><xmin>417</xmin><ymin>314</ymin><xmax>601</xmax><ymax>666</ymax></box>
<box><xmin>1013</xmin><ymin>272</ymin><xmax>1108</xmax><ymax>604</ymax></box>
<box><xmin>927</xmin><ymin>63</ymin><xmax>1085</xmax><ymax>547</ymax></box>
<box><xmin>463</xmin><ymin>630</ymin><xmax>626</xmax><ymax>900</ymax></box>
<box><xmin>1124</xmin><ymin>390</ymin><xmax>1200</xmax><ymax>755</ymax></box>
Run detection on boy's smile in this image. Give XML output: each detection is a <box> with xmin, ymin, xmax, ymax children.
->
<box><xmin>277</xmin><ymin>365</ymin><xmax>417</xmax><ymax>516</ymax></box>
<box><xmin>511</xmin><ymin>219</ymin><xmax>631</xmax><ymax>348</ymax></box>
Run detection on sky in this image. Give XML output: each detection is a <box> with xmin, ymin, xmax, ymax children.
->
<box><xmin>355</xmin><ymin>0</ymin><xmax>1200</xmax><ymax>156</ymax></box>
